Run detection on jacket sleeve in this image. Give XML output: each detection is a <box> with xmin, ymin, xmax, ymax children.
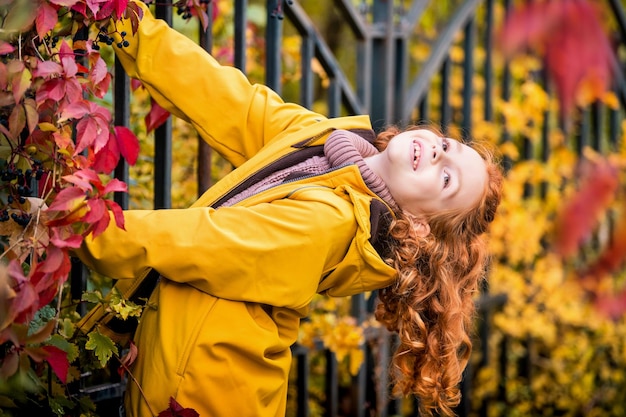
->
<box><xmin>111</xmin><ymin>1</ymin><xmax>327</xmax><ymax>167</ymax></box>
<box><xmin>72</xmin><ymin>198</ymin><xmax>357</xmax><ymax>310</ymax></box>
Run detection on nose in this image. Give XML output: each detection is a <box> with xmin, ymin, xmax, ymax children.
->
<box><xmin>431</xmin><ymin>144</ymin><xmax>442</xmax><ymax>163</ymax></box>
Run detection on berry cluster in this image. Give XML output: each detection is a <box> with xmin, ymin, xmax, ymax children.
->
<box><xmin>176</xmin><ymin>0</ymin><xmax>211</xmax><ymax>20</ymax></box>
<box><xmin>9</xmin><ymin>211</ymin><xmax>32</xmax><ymax>227</ymax></box>
<box><xmin>93</xmin><ymin>30</ymin><xmax>130</xmax><ymax>51</ymax></box>
<box><xmin>1</xmin><ymin>162</ymin><xmax>44</xmax><ymax>200</ymax></box>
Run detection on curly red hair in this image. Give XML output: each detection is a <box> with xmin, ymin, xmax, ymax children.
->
<box><xmin>372</xmin><ymin>125</ymin><xmax>503</xmax><ymax>416</ymax></box>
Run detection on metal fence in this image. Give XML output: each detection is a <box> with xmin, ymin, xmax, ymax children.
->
<box><xmin>75</xmin><ymin>0</ymin><xmax>626</xmax><ymax>416</ymax></box>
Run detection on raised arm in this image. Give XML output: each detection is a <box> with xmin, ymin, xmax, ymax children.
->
<box><xmin>112</xmin><ymin>1</ymin><xmax>327</xmax><ymax>167</ymax></box>
<box><xmin>73</xmin><ymin>191</ymin><xmax>357</xmax><ymax>310</ymax></box>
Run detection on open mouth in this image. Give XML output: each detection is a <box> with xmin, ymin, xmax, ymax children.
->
<box><xmin>412</xmin><ymin>140</ymin><xmax>421</xmax><ymax>170</ymax></box>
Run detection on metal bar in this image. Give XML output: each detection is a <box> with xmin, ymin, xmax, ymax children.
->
<box><xmin>356</xmin><ymin>32</ymin><xmax>372</xmax><ymax>114</ymax></box>
<box><xmin>462</xmin><ymin>16</ymin><xmax>476</xmax><ymax>140</ymax></box>
<box><xmin>285</xmin><ymin>2</ymin><xmax>364</xmax><ymax>114</ymax></box>
<box><xmin>325</xmin><ymin>349</ymin><xmax>339</xmax><ymax>417</ymax></box>
<box><xmin>609</xmin><ymin>106</ymin><xmax>620</xmax><ymax>150</ymax></box>
<box><xmin>197</xmin><ymin>4</ymin><xmax>214</xmax><ymax>195</ymax></box>
<box><xmin>328</xmin><ymin>79</ymin><xmax>341</xmax><ymax>117</ymax></box>
<box><xmin>441</xmin><ymin>55</ymin><xmax>452</xmax><ymax>133</ymax></box>
<box><xmin>418</xmin><ymin>92</ymin><xmax>430</xmax><ymax>123</ymax></box>
<box><xmin>113</xmin><ymin>58</ymin><xmax>129</xmax><ymax>210</ymax></box>
<box><xmin>591</xmin><ymin>101</ymin><xmax>603</xmax><ymax>152</ymax></box>
<box><xmin>154</xmin><ymin>1</ymin><xmax>173</xmax><ymax>209</ymax></box>
<box><xmin>351</xmin><ymin>293</ymin><xmax>366</xmax><ymax>417</ymax></box>
<box><xmin>403</xmin><ymin>0</ymin><xmax>431</xmax><ymax>33</ymax></box>
<box><xmin>370</xmin><ymin>0</ymin><xmax>394</xmax><ymax>130</ymax></box>
<box><xmin>335</xmin><ymin>0</ymin><xmax>368</xmax><ymax>39</ymax></box>
<box><xmin>297</xmin><ymin>350</ymin><xmax>309</xmax><ymax>417</ymax></box>
<box><xmin>300</xmin><ymin>35</ymin><xmax>315</xmax><ymax>109</ymax></box>
<box><xmin>393</xmin><ymin>35</ymin><xmax>409</xmax><ymax>124</ymax></box>
<box><xmin>484</xmin><ymin>0</ymin><xmax>494</xmax><ymax>121</ymax></box>
<box><xmin>403</xmin><ymin>0</ymin><xmax>482</xmax><ymax>121</ymax></box>
<box><xmin>265</xmin><ymin>0</ymin><xmax>283</xmax><ymax>93</ymax></box>
<box><xmin>234</xmin><ymin>0</ymin><xmax>247</xmax><ymax>72</ymax></box>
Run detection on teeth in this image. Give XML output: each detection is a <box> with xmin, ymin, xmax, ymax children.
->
<box><xmin>413</xmin><ymin>140</ymin><xmax>421</xmax><ymax>170</ymax></box>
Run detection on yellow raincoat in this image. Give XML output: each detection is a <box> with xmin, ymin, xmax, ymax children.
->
<box><xmin>75</xmin><ymin>3</ymin><xmax>397</xmax><ymax>416</ymax></box>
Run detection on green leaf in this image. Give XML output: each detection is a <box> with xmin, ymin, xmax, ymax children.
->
<box><xmin>57</xmin><ymin>318</ymin><xmax>75</xmax><ymax>339</ymax></box>
<box><xmin>48</xmin><ymin>334</ymin><xmax>79</xmax><ymax>363</ymax></box>
<box><xmin>81</xmin><ymin>290</ymin><xmax>103</xmax><ymax>304</ymax></box>
<box><xmin>109</xmin><ymin>299</ymin><xmax>142</xmax><ymax>321</ymax></box>
<box><xmin>84</xmin><ymin>332</ymin><xmax>117</xmax><ymax>368</ymax></box>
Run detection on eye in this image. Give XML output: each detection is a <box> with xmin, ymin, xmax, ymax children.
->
<box><xmin>443</xmin><ymin>171</ymin><xmax>451</xmax><ymax>188</ymax></box>
<box><xmin>442</xmin><ymin>137</ymin><xmax>450</xmax><ymax>152</ymax></box>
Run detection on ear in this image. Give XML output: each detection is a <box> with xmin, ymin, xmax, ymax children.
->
<box><xmin>413</xmin><ymin>218</ymin><xmax>431</xmax><ymax>238</ymax></box>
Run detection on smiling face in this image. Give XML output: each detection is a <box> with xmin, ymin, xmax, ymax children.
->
<box><xmin>365</xmin><ymin>129</ymin><xmax>488</xmax><ymax>218</ymax></box>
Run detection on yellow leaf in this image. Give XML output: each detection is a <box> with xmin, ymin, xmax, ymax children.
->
<box><xmin>349</xmin><ymin>349</ymin><xmax>364</xmax><ymax>376</ymax></box>
<box><xmin>38</xmin><ymin>122</ymin><xmax>57</xmax><ymax>132</ymax></box>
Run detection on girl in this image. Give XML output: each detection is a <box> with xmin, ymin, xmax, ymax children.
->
<box><xmin>75</xmin><ymin>2</ymin><xmax>503</xmax><ymax>416</ymax></box>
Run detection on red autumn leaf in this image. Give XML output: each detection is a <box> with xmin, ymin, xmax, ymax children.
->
<box><xmin>581</xmin><ymin>211</ymin><xmax>626</xmax><ymax>281</ymax></box>
<box><xmin>158</xmin><ymin>397</ymin><xmax>200</xmax><ymax>417</ymax></box>
<box><xmin>29</xmin><ymin>266</ymin><xmax>59</xmax><ymax>308</ymax></box>
<box><xmin>114</xmin><ymin>126</ymin><xmax>139</xmax><ymax>165</ymax></box>
<box><xmin>83</xmin><ymin>198</ymin><xmax>106</xmax><ymax>224</ymax></box>
<box><xmin>498</xmin><ymin>0</ymin><xmax>614</xmax><ymax>117</ymax></box>
<box><xmin>125</xmin><ymin>0</ymin><xmax>145</xmax><ymax>33</ymax></box>
<box><xmin>70</xmin><ymin>1</ymin><xmax>87</xmax><ymax>17</ymax></box>
<box><xmin>49</xmin><ymin>0</ymin><xmax>79</xmax><ymax>6</ymax></box>
<box><xmin>47</xmin><ymin>187</ymin><xmax>87</xmax><ymax>212</ymax></box>
<box><xmin>594</xmin><ymin>288</ymin><xmax>626</xmax><ymax>321</ymax></box>
<box><xmin>553</xmin><ymin>161</ymin><xmax>618</xmax><ymax>257</ymax></box>
<box><xmin>97</xmin><ymin>0</ymin><xmax>129</xmax><ymax>19</ymax></box>
<box><xmin>130</xmin><ymin>78</ymin><xmax>143</xmax><ymax>91</ymax></box>
<box><xmin>49</xmin><ymin>226</ymin><xmax>84</xmax><ymax>249</ymax></box>
<box><xmin>0</xmin><ymin>41</ymin><xmax>15</xmax><ymax>56</ymax></box>
<box><xmin>61</xmin><ymin>172</ymin><xmax>94</xmax><ymax>192</ymax></box>
<box><xmin>89</xmin><ymin>212</ymin><xmax>111</xmax><ymax>238</ymax></box>
<box><xmin>42</xmin><ymin>345</ymin><xmax>70</xmax><ymax>384</ymax></box>
<box><xmin>145</xmin><ymin>99</ymin><xmax>170</xmax><ymax>133</ymax></box>
<box><xmin>58</xmin><ymin>41</ymin><xmax>77</xmax><ymax>78</ymax></box>
<box><xmin>37</xmin><ymin>244</ymin><xmax>65</xmax><ymax>273</ymax></box>
<box><xmin>75</xmin><ymin>117</ymin><xmax>100</xmax><ymax>155</ymax></box>
<box><xmin>102</xmin><ymin>178</ymin><xmax>128</xmax><ymax>195</ymax></box>
<box><xmin>59</xmin><ymin>101</ymin><xmax>90</xmax><ymax>121</ymax></box>
<box><xmin>7</xmin><ymin>261</ymin><xmax>39</xmax><ymax>325</ymax></box>
<box><xmin>92</xmin><ymin>133</ymin><xmax>120</xmax><ymax>173</ymax></box>
<box><xmin>38</xmin><ymin>78</ymin><xmax>65</xmax><ymax>102</ymax></box>
<box><xmin>91</xmin><ymin>70</ymin><xmax>111</xmax><ymax>99</ymax></box>
<box><xmin>35</xmin><ymin>1</ymin><xmax>58</xmax><ymax>39</ymax></box>
<box><xmin>12</xmin><ymin>285</ymin><xmax>38</xmax><ymax>325</ymax></box>
<box><xmin>88</xmin><ymin>54</ymin><xmax>107</xmax><ymax>86</ymax></box>
<box><xmin>63</xmin><ymin>77</ymin><xmax>83</xmax><ymax>103</ymax></box>
<box><xmin>106</xmin><ymin>199</ymin><xmax>126</xmax><ymax>230</ymax></box>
